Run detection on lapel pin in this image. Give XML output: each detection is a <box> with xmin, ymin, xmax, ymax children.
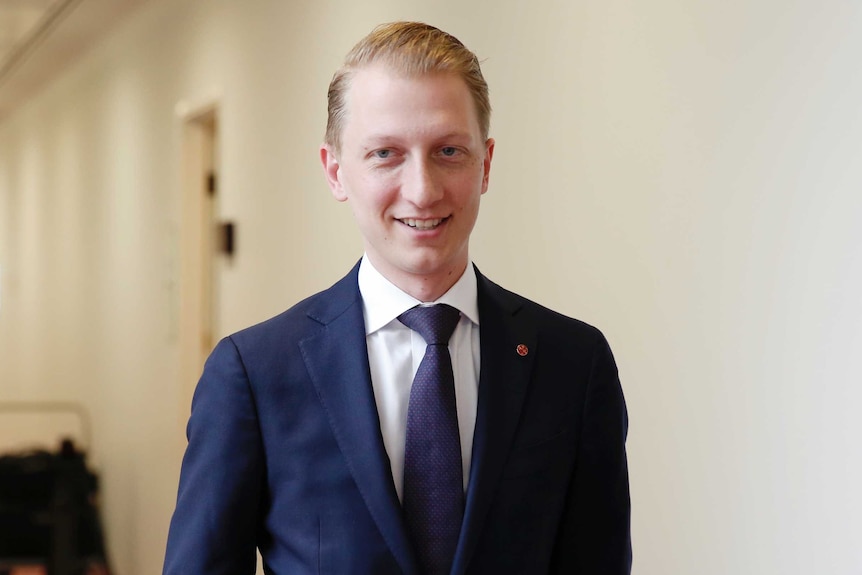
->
<box><xmin>516</xmin><ymin>344</ymin><xmax>529</xmax><ymax>357</ymax></box>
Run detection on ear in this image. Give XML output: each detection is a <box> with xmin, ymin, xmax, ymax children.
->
<box><xmin>320</xmin><ymin>144</ymin><xmax>348</xmax><ymax>202</ymax></box>
<box><xmin>480</xmin><ymin>137</ymin><xmax>495</xmax><ymax>195</ymax></box>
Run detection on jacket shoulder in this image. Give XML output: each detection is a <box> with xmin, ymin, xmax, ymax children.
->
<box><xmin>227</xmin><ymin>263</ymin><xmax>362</xmax><ymax>353</ymax></box>
<box><xmin>477</xmin><ymin>270</ymin><xmax>607</xmax><ymax>344</ymax></box>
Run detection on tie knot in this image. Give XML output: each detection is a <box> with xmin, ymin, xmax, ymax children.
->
<box><xmin>398</xmin><ymin>304</ymin><xmax>461</xmax><ymax>346</ymax></box>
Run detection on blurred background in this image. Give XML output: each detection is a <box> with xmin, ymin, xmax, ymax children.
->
<box><xmin>1</xmin><ymin>0</ymin><xmax>860</xmax><ymax>573</ymax></box>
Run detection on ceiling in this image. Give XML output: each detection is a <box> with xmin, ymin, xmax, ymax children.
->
<box><xmin>0</xmin><ymin>0</ymin><xmax>148</xmax><ymax>121</ymax></box>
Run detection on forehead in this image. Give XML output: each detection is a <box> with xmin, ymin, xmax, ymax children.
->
<box><xmin>341</xmin><ymin>64</ymin><xmax>481</xmax><ymax>144</ymax></box>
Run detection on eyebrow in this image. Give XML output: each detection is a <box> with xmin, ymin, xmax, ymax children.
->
<box><xmin>359</xmin><ymin>130</ymin><xmax>475</xmax><ymax>149</ymax></box>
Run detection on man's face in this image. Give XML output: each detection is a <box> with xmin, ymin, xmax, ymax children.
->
<box><xmin>321</xmin><ymin>64</ymin><xmax>494</xmax><ymax>300</ymax></box>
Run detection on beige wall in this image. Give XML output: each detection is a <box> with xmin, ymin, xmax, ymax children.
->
<box><xmin>1</xmin><ymin>0</ymin><xmax>861</xmax><ymax>573</ymax></box>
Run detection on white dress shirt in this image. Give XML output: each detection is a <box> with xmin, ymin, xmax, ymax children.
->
<box><xmin>358</xmin><ymin>256</ymin><xmax>481</xmax><ymax>501</ymax></box>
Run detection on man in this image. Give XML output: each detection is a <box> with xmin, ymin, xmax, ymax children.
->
<box><xmin>164</xmin><ymin>22</ymin><xmax>631</xmax><ymax>575</ymax></box>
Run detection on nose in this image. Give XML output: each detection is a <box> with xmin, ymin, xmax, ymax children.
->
<box><xmin>401</xmin><ymin>158</ymin><xmax>443</xmax><ymax>208</ymax></box>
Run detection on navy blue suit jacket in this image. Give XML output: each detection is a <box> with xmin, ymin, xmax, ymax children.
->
<box><xmin>163</xmin><ymin>263</ymin><xmax>631</xmax><ymax>574</ymax></box>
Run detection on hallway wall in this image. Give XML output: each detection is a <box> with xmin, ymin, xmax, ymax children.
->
<box><xmin>1</xmin><ymin>0</ymin><xmax>860</xmax><ymax>573</ymax></box>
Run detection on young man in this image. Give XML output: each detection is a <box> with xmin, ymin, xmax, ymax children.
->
<box><xmin>164</xmin><ymin>22</ymin><xmax>631</xmax><ymax>575</ymax></box>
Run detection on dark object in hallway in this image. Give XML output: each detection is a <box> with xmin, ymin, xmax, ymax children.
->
<box><xmin>0</xmin><ymin>439</ymin><xmax>111</xmax><ymax>575</ymax></box>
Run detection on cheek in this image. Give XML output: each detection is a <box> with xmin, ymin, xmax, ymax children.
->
<box><xmin>348</xmin><ymin>180</ymin><xmax>398</xmax><ymax>224</ymax></box>
<box><xmin>357</xmin><ymin>173</ymin><xmax>398</xmax><ymax>202</ymax></box>
<box><xmin>450</xmin><ymin>172</ymin><xmax>485</xmax><ymax>206</ymax></box>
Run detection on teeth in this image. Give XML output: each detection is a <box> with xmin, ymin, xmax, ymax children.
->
<box><xmin>402</xmin><ymin>218</ymin><xmax>444</xmax><ymax>230</ymax></box>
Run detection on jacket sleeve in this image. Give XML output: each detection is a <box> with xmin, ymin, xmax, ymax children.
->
<box><xmin>550</xmin><ymin>332</ymin><xmax>632</xmax><ymax>573</ymax></box>
<box><xmin>163</xmin><ymin>336</ymin><xmax>263</xmax><ymax>575</ymax></box>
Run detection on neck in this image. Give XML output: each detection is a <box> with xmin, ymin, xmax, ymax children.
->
<box><xmin>369</xmin><ymin>258</ymin><xmax>468</xmax><ymax>303</ymax></box>
<box><xmin>401</xmin><ymin>271</ymin><xmax>464</xmax><ymax>303</ymax></box>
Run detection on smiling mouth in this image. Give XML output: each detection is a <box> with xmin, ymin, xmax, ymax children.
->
<box><xmin>399</xmin><ymin>217</ymin><xmax>449</xmax><ymax>230</ymax></box>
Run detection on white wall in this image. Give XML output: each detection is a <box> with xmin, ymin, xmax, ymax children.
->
<box><xmin>1</xmin><ymin>0</ymin><xmax>860</xmax><ymax>573</ymax></box>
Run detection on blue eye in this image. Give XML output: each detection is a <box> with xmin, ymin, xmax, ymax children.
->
<box><xmin>440</xmin><ymin>147</ymin><xmax>457</xmax><ymax>156</ymax></box>
<box><xmin>374</xmin><ymin>149</ymin><xmax>391</xmax><ymax>159</ymax></box>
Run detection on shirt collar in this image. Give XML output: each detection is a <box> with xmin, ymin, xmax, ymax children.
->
<box><xmin>358</xmin><ymin>255</ymin><xmax>480</xmax><ymax>336</ymax></box>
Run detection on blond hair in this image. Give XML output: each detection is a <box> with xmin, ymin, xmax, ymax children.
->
<box><xmin>325</xmin><ymin>22</ymin><xmax>491</xmax><ymax>152</ymax></box>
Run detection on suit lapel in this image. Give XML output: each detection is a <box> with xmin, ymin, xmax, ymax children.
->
<box><xmin>452</xmin><ymin>269</ymin><xmax>538</xmax><ymax>575</ymax></box>
<box><xmin>298</xmin><ymin>265</ymin><xmax>418</xmax><ymax>575</ymax></box>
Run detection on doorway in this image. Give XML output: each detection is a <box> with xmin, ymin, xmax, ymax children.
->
<box><xmin>178</xmin><ymin>106</ymin><xmax>220</xmax><ymax>412</ymax></box>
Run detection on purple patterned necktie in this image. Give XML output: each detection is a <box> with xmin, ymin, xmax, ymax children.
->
<box><xmin>398</xmin><ymin>304</ymin><xmax>464</xmax><ymax>575</ymax></box>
